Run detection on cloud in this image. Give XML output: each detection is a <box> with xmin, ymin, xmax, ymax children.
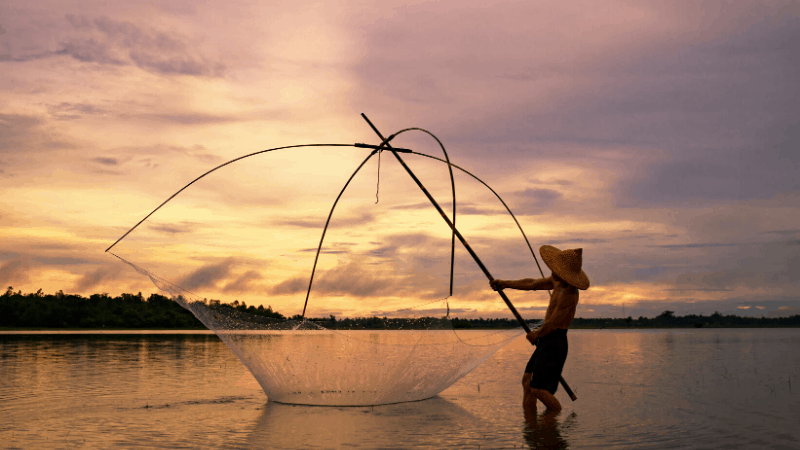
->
<box><xmin>298</xmin><ymin>248</ymin><xmax>350</xmax><ymax>255</ymax></box>
<box><xmin>222</xmin><ymin>270</ymin><xmax>263</xmax><ymax>294</ymax></box>
<box><xmin>457</xmin><ymin>204</ymin><xmax>502</xmax><ymax>215</ymax></box>
<box><xmin>0</xmin><ymin>113</ymin><xmax>78</xmax><ymax>168</ymax></box>
<box><xmin>270</xmin><ymin>276</ymin><xmax>308</xmax><ymax>295</ymax></box>
<box><xmin>149</xmin><ymin>222</ymin><xmax>199</xmax><ymax>235</ymax></box>
<box><xmin>389</xmin><ymin>202</ymin><xmax>434</xmax><ymax>211</ymax></box>
<box><xmin>768</xmin><ymin>306</ymin><xmax>800</xmax><ymax>318</ymax></box>
<box><xmin>47</xmin><ymin>102</ymin><xmax>107</xmax><ymax>120</ymax></box>
<box><xmin>513</xmin><ymin>188</ymin><xmax>563</xmax><ymax>214</ymax></box>
<box><xmin>124</xmin><ymin>112</ymin><xmax>239</xmax><ymax>125</ymax></box>
<box><xmin>270</xmin><ymin>235</ymin><xmax>427</xmax><ymax>297</ymax></box>
<box><xmin>772</xmin><ymin>2</ymin><xmax>800</xmax><ymax>24</ymax></box>
<box><xmin>270</xmin><ymin>232</ymin><xmax>474</xmax><ymax>300</ymax></box>
<box><xmin>91</xmin><ymin>157</ymin><xmax>119</xmax><ymax>166</ymax></box>
<box><xmin>602</xmin><ymin>17</ymin><xmax>800</xmax><ymax>207</ymax></box>
<box><xmin>391</xmin><ymin>201</ymin><xmax>501</xmax><ymax>216</ymax></box>
<box><xmin>657</xmin><ymin>243</ymin><xmax>741</xmax><ymax>249</ymax></box>
<box><xmin>0</xmin><ymin>114</ymin><xmax>41</xmax><ymax>152</ymax></box>
<box><xmin>48</xmin><ymin>99</ymin><xmax>241</xmax><ymax>127</ymax></box>
<box><xmin>274</xmin><ymin>212</ymin><xmax>376</xmax><ymax>229</ymax></box>
<box><xmin>52</xmin><ymin>15</ymin><xmax>226</xmax><ymax>77</ymax></box>
<box><xmin>352</xmin><ymin>2</ymin><xmax>799</xmax><ymax>209</ymax></box>
<box><xmin>103</xmin><ymin>144</ymin><xmax>222</xmax><ymax>170</ymax></box>
<box><xmin>176</xmin><ymin>259</ymin><xmax>234</xmax><ymax>290</ymax></box>
<box><xmin>269</xmin><ymin>261</ymin><xmax>397</xmax><ymax>298</ymax></box>
<box><xmin>279</xmin><ymin>259</ymin><xmax>426</xmax><ymax>299</ymax></box>
<box><xmin>33</xmin><ymin>256</ymin><xmax>91</xmax><ymax>266</ymax></box>
<box><xmin>0</xmin><ymin>260</ymin><xmax>32</xmax><ymax>286</ymax></box>
<box><xmin>311</xmin><ymin>260</ymin><xmax>398</xmax><ymax>297</ymax></box>
<box><xmin>528</xmin><ymin>178</ymin><xmax>573</xmax><ymax>187</ymax></box>
<box><xmin>762</xmin><ymin>228</ymin><xmax>800</xmax><ymax>236</ymax></box>
<box><xmin>276</xmin><ymin>219</ymin><xmax>328</xmax><ymax>229</ymax></box>
<box><xmin>72</xmin><ymin>264</ymin><xmax>124</xmax><ymax>292</ymax></box>
<box><xmin>674</xmin><ymin>243</ymin><xmax>800</xmax><ymax>291</ymax></box>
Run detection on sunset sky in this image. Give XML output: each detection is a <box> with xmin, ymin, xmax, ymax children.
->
<box><xmin>1</xmin><ymin>0</ymin><xmax>798</xmax><ymax>320</ymax></box>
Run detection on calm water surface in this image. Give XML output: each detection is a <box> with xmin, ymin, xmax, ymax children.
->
<box><xmin>1</xmin><ymin>329</ymin><xmax>798</xmax><ymax>449</ymax></box>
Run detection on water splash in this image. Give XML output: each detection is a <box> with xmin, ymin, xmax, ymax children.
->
<box><xmin>114</xmin><ymin>254</ymin><xmax>529</xmax><ymax>406</ymax></box>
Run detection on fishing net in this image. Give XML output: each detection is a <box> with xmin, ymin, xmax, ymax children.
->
<box><xmin>114</xmin><ymin>253</ymin><xmax>530</xmax><ymax>406</ymax></box>
<box><xmin>108</xmin><ymin>123</ymin><xmax>546</xmax><ymax>406</ymax></box>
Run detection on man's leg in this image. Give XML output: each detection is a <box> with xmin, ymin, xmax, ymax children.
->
<box><xmin>522</xmin><ymin>373</ymin><xmax>537</xmax><ymax>414</ymax></box>
<box><xmin>530</xmin><ymin>387</ymin><xmax>561</xmax><ymax>413</ymax></box>
<box><xmin>528</xmin><ymin>330</ymin><xmax>567</xmax><ymax>413</ymax></box>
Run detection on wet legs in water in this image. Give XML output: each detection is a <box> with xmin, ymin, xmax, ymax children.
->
<box><xmin>522</xmin><ymin>373</ymin><xmax>562</xmax><ymax>414</ymax></box>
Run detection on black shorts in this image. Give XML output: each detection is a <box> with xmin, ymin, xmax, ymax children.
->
<box><xmin>525</xmin><ymin>328</ymin><xmax>568</xmax><ymax>395</ymax></box>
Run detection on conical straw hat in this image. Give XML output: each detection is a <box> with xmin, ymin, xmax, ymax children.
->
<box><xmin>539</xmin><ymin>245</ymin><xmax>590</xmax><ymax>290</ymax></box>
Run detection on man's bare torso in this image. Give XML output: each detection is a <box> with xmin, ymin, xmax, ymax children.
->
<box><xmin>544</xmin><ymin>278</ymin><xmax>579</xmax><ymax>329</ymax></box>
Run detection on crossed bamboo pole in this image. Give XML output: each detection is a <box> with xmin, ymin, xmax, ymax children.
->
<box><xmin>361</xmin><ymin>113</ymin><xmax>577</xmax><ymax>401</ymax></box>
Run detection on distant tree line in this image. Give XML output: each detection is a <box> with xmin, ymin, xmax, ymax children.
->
<box><xmin>0</xmin><ymin>287</ymin><xmax>204</xmax><ymax>329</ymax></box>
<box><xmin>2</xmin><ymin>288</ymin><xmax>799</xmax><ymax>329</ymax></box>
<box><xmin>0</xmin><ymin>287</ymin><xmax>290</xmax><ymax>329</ymax></box>
<box><xmin>571</xmin><ymin>309</ymin><xmax>800</xmax><ymax>328</ymax></box>
<box><xmin>302</xmin><ymin>315</ymin><xmax>452</xmax><ymax>330</ymax></box>
<box><xmin>456</xmin><ymin>311</ymin><xmax>800</xmax><ymax>329</ymax></box>
<box><xmin>449</xmin><ymin>309</ymin><xmax>800</xmax><ymax>329</ymax></box>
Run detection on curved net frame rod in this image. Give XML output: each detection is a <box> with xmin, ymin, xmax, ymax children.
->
<box><xmin>384</xmin><ymin>125</ymin><xmax>458</xmax><ymax>297</ymax></box>
<box><xmin>106</xmin><ymin>143</ymin><xmax>361</xmax><ymax>254</ymax></box>
<box><xmin>407</xmin><ymin>152</ymin><xmax>549</xmax><ymax>292</ymax></box>
<box><xmin>300</xmin><ymin>146</ymin><xmax>383</xmax><ymax>317</ymax></box>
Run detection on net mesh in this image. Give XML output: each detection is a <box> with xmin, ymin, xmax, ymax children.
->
<box><xmin>114</xmin><ymin>253</ymin><xmax>531</xmax><ymax>406</ymax></box>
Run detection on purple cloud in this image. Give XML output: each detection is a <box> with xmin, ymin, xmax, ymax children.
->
<box><xmin>269</xmin><ymin>276</ymin><xmax>307</xmax><ymax>295</ymax></box>
<box><xmin>222</xmin><ymin>270</ymin><xmax>263</xmax><ymax>294</ymax></box>
<box><xmin>92</xmin><ymin>157</ymin><xmax>119</xmax><ymax>166</ymax></box>
<box><xmin>47</xmin><ymin>102</ymin><xmax>107</xmax><ymax>120</ymax></box>
<box><xmin>148</xmin><ymin>222</ymin><xmax>198</xmax><ymax>235</ymax></box>
<box><xmin>73</xmin><ymin>265</ymin><xmax>123</xmax><ymax>291</ymax></box>
<box><xmin>513</xmin><ymin>188</ymin><xmax>562</xmax><ymax>214</ymax></box>
<box><xmin>0</xmin><ymin>260</ymin><xmax>32</xmax><ymax>286</ymax></box>
<box><xmin>177</xmin><ymin>260</ymin><xmax>233</xmax><ymax>290</ymax></box>
<box><xmin>275</xmin><ymin>212</ymin><xmax>376</xmax><ymax>229</ymax></box>
<box><xmin>47</xmin><ymin>15</ymin><xmax>226</xmax><ymax>77</ymax></box>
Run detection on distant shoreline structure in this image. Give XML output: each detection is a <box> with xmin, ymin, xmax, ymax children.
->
<box><xmin>2</xmin><ymin>288</ymin><xmax>799</xmax><ymax>330</ymax></box>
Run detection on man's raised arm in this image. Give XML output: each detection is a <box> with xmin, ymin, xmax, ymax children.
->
<box><xmin>491</xmin><ymin>277</ymin><xmax>554</xmax><ymax>291</ymax></box>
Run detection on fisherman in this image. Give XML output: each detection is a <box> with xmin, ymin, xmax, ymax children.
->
<box><xmin>490</xmin><ymin>246</ymin><xmax>590</xmax><ymax>414</ymax></box>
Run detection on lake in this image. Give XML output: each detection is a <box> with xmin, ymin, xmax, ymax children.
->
<box><xmin>1</xmin><ymin>329</ymin><xmax>798</xmax><ymax>449</ymax></box>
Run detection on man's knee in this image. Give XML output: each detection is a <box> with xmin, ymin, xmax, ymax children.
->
<box><xmin>529</xmin><ymin>387</ymin><xmax>561</xmax><ymax>411</ymax></box>
<box><xmin>529</xmin><ymin>387</ymin><xmax>548</xmax><ymax>398</ymax></box>
<box><xmin>522</xmin><ymin>373</ymin><xmax>532</xmax><ymax>387</ymax></box>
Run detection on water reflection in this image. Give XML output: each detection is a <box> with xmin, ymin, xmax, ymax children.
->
<box><xmin>522</xmin><ymin>410</ymin><xmax>572</xmax><ymax>449</ymax></box>
<box><xmin>245</xmin><ymin>397</ymin><xmax>480</xmax><ymax>449</ymax></box>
